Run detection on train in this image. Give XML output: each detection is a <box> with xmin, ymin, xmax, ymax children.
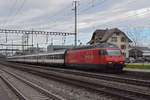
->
<box><xmin>7</xmin><ymin>43</ymin><xmax>125</xmax><ymax>71</ymax></box>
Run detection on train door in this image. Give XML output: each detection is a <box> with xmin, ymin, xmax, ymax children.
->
<box><xmin>99</xmin><ymin>50</ymin><xmax>106</xmax><ymax>64</ymax></box>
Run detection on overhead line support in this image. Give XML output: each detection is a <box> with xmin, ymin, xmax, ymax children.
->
<box><xmin>73</xmin><ymin>0</ymin><xmax>79</xmax><ymax>46</ymax></box>
<box><xmin>0</xmin><ymin>29</ymin><xmax>75</xmax><ymax>36</ymax></box>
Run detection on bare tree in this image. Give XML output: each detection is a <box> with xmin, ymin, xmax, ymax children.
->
<box><xmin>125</xmin><ymin>26</ymin><xmax>145</xmax><ymax>59</ymax></box>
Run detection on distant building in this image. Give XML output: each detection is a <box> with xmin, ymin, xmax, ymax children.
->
<box><xmin>129</xmin><ymin>47</ymin><xmax>150</xmax><ymax>58</ymax></box>
<box><xmin>88</xmin><ymin>28</ymin><xmax>132</xmax><ymax>57</ymax></box>
<box><xmin>0</xmin><ymin>53</ymin><xmax>6</xmax><ymax>58</ymax></box>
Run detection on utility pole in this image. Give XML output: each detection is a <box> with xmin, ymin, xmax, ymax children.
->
<box><xmin>27</xmin><ymin>34</ymin><xmax>29</xmax><ymax>48</ymax></box>
<box><xmin>73</xmin><ymin>0</ymin><xmax>79</xmax><ymax>46</ymax></box>
<box><xmin>37</xmin><ymin>43</ymin><xmax>39</xmax><ymax>53</ymax></box>
<box><xmin>32</xmin><ymin>29</ymin><xmax>33</xmax><ymax>47</ymax></box>
<box><xmin>5</xmin><ymin>31</ymin><xmax>7</xmax><ymax>56</ymax></box>
<box><xmin>51</xmin><ymin>38</ymin><xmax>53</xmax><ymax>45</ymax></box>
<box><xmin>46</xmin><ymin>34</ymin><xmax>48</xmax><ymax>43</ymax></box>
<box><xmin>12</xmin><ymin>40</ymin><xmax>13</xmax><ymax>56</ymax></box>
<box><xmin>22</xmin><ymin>35</ymin><xmax>24</xmax><ymax>54</ymax></box>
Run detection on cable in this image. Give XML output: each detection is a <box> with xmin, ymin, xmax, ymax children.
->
<box><xmin>8</xmin><ymin>0</ymin><xmax>27</xmax><ymax>29</ymax></box>
<box><xmin>3</xmin><ymin>0</ymin><xmax>18</xmax><ymax>29</ymax></box>
<box><xmin>0</xmin><ymin>0</ymin><xmax>18</xmax><ymax>49</ymax></box>
<box><xmin>4</xmin><ymin>0</ymin><xmax>27</xmax><ymax>51</ymax></box>
<box><xmin>78</xmin><ymin>0</ymin><xmax>107</xmax><ymax>14</ymax></box>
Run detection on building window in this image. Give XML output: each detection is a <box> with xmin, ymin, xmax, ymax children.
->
<box><xmin>122</xmin><ymin>52</ymin><xmax>126</xmax><ymax>57</ymax></box>
<box><xmin>111</xmin><ymin>37</ymin><xmax>117</xmax><ymax>42</ymax></box>
<box><xmin>116</xmin><ymin>32</ymin><xmax>120</xmax><ymax>36</ymax></box>
<box><xmin>121</xmin><ymin>45</ymin><xmax>126</xmax><ymax>49</ymax></box>
<box><xmin>121</xmin><ymin>37</ymin><xmax>126</xmax><ymax>42</ymax></box>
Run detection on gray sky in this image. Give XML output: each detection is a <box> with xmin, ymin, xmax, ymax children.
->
<box><xmin>0</xmin><ymin>0</ymin><xmax>150</xmax><ymax>48</ymax></box>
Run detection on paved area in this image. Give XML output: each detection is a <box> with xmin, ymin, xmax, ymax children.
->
<box><xmin>124</xmin><ymin>68</ymin><xmax>150</xmax><ymax>73</ymax></box>
<box><xmin>0</xmin><ymin>84</ymin><xmax>12</xmax><ymax>100</ymax></box>
<box><xmin>126</xmin><ymin>63</ymin><xmax>150</xmax><ymax>65</ymax></box>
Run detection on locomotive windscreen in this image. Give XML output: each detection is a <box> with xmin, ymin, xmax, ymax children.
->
<box><xmin>106</xmin><ymin>49</ymin><xmax>122</xmax><ymax>56</ymax></box>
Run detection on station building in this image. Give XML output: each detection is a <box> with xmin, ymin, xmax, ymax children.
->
<box><xmin>129</xmin><ymin>47</ymin><xmax>150</xmax><ymax>58</ymax></box>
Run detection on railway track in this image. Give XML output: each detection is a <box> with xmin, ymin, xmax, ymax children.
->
<box><xmin>1</xmin><ymin>61</ymin><xmax>150</xmax><ymax>100</ymax></box>
<box><xmin>0</xmin><ymin>68</ymin><xmax>64</xmax><ymax>100</ymax></box>
<box><xmin>0</xmin><ymin>75</ymin><xmax>28</xmax><ymax>100</ymax></box>
<box><xmin>7</xmin><ymin>62</ymin><xmax>150</xmax><ymax>87</ymax></box>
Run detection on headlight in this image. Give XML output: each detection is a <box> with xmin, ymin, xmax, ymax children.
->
<box><xmin>108</xmin><ymin>61</ymin><xmax>112</xmax><ymax>64</ymax></box>
<box><xmin>120</xmin><ymin>62</ymin><xmax>124</xmax><ymax>64</ymax></box>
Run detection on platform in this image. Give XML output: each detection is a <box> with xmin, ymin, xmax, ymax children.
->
<box><xmin>124</xmin><ymin>68</ymin><xmax>150</xmax><ymax>73</ymax></box>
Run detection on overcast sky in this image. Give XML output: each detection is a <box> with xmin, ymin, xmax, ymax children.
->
<box><xmin>0</xmin><ymin>0</ymin><xmax>150</xmax><ymax>49</ymax></box>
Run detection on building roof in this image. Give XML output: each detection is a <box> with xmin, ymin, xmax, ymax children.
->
<box><xmin>130</xmin><ymin>46</ymin><xmax>150</xmax><ymax>52</ymax></box>
<box><xmin>88</xmin><ymin>28</ymin><xmax>132</xmax><ymax>44</ymax></box>
<box><xmin>143</xmin><ymin>52</ymin><xmax>150</xmax><ymax>56</ymax></box>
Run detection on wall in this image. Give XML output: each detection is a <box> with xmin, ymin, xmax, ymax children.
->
<box><xmin>107</xmin><ymin>33</ymin><xmax>129</xmax><ymax>58</ymax></box>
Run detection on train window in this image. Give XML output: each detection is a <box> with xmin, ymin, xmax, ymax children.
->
<box><xmin>99</xmin><ymin>50</ymin><xmax>104</xmax><ymax>55</ymax></box>
<box><xmin>44</xmin><ymin>55</ymin><xmax>46</xmax><ymax>59</ymax></box>
<box><xmin>47</xmin><ymin>55</ymin><xmax>51</xmax><ymax>59</ymax></box>
<box><xmin>46</xmin><ymin>55</ymin><xmax>49</xmax><ymax>59</ymax></box>
<box><xmin>47</xmin><ymin>55</ymin><xmax>49</xmax><ymax>59</ymax></box>
<box><xmin>43</xmin><ymin>55</ymin><xmax>46</xmax><ymax>59</ymax></box>
<box><xmin>99</xmin><ymin>50</ymin><xmax>107</xmax><ymax>55</ymax></box>
<box><xmin>54</xmin><ymin>55</ymin><xmax>56</xmax><ymax>59</ymax></box>
<box><xmin>45</xmin><ymin>54</ymin><xmax>64</xmax><ymax>59</ymax></box>
<box><xmin>61</xmin><ymin>54</ymin><xmax>64</xmax><ymax>59</ymax></box>
<box><xmin>57</xmin><ymin>55</ymin><xmax>59</xmax><ymax>59</ymax></box>
<box><xmin>40</xmin><ymin>55</ymin><xmax>44</xmax><ymax>59</ymax></box>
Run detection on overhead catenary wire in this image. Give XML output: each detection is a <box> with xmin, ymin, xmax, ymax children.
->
<box><xmin>17</xmin><ymin>1</ymin><xmax>75</xmax><ymax>32</ymax></box>
<box><xmin>1</xmin><ymin>0</ymin><xmax>150</xmax><ymax>50</ymax></box>
<box><xmin>9</xmin><ymin>0</ymin><xmax>27</xmax><ymax>29</ymax></box>
<box><xmin>41</xmin><ymin>0</ymin><xmax>150</xmax><ymax>45</ymax></box>
<box><xmin>78</xmin><ymin>0</ymin><xmax>107</xmax><ymax>14</ymax></box>
<box><xmin>2</xmin><ymin>0</ymin><xmax>27</xmax><ymax>51</ymax></box>
<box><xmin>2</xmin><ymin>0</ymin><xmax>18</xmax><ymax>29</ymax></box>
<box><xmin>0</xmin><ymin>0</ymin><xmax>18</xmax><ymax>50</ymax></box>
<box><xmin>18</xmin><ymin>0</ymin><xmax>107</xmax><ymax>31</ymax></box>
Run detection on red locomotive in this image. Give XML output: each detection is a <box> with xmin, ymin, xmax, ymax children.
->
<box><xmin>65</xmin><ymin>43</ymin><xmax>125</xmax><ymax>71</ymax></box>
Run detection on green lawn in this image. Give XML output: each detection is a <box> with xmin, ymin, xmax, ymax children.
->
<box><xmin>126</xmin><ymin>65</ymin><xmax>150</xmax><ymax>69</ymax></box>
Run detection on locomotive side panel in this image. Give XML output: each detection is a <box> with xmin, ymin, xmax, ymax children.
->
<box><xmin>65</xmin><ymin>48</ymin><xmax>125</xmax><ymax>70</ymax></box>
<box><xmin>65</xmin><ymin>48</ymin><xmax>108</xmax><ymax>69</ymax></box>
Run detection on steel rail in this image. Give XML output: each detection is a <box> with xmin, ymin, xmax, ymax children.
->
<box><xmin>0</xmin><ymin>75</ymin><xmax>28</xmax><ymax>100</ymax></box>
<box><xmin>0</xmin><ymin>68</ymin><xmax>64</xmax><ymax>100</ymax></box>
<box><xmin>1</xmin><ymin>62</ymin><xmax>150</xmax><ymax>100</ymax></box>
<box><xmin>10</xmin><ymin>62</ymin><xmax>150</xmax><ymax>87</ymax></box>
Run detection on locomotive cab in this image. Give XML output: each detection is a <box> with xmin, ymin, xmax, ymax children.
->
<box><xmin>100</xmin><ymin>49</ymin><xmax>125</xmax><ymax>70</ymax></box>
